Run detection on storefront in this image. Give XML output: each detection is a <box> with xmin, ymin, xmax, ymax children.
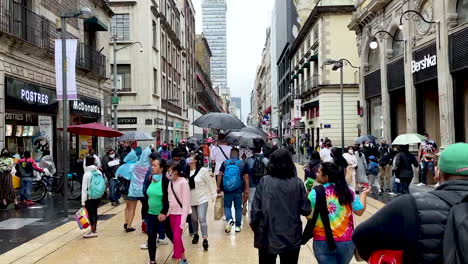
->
<box><xmin>413</xmin><ymin>42</ymin><xmax>440</xmax><ymax>144</ymax></box>
<box><xmin>4</xmin><ymin>77</ymin><xmax>57</xmax><ymax>160</ymax></box>
<box><xmin>387</xmin><ymin>57</ymin><xmax>406</xmax><ymax>140</ymax></box>
<box><xmin>364</xmin><ymin>69</ymin><xmax>382</xmax><ymax>138</ymax></box>
<box><xmin>68</xmin><ymin>96</ymin><xmax>102</xmax><ymax>167</ymax></box>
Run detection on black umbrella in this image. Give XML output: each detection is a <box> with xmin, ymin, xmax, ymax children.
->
<box><xmin>355</xmin><ymin>135</ymin><xmax>377</xmax><ymax>145</ymax></box>
<box><xmin>226</xmin><ymin>125</ymin><xmax>268</xmax><ymax>139</ymax></box>
<box><xmin>192</xmin><ymin>113</ymin><xmax>245</xmax><ymax>130</ymax></box>
<box><xmin>225</xmin><ymin>132</ymin><xmax>265</xmax><ymax>148</ymax></box>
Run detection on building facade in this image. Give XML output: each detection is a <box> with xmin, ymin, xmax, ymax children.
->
<box><xmin>254</xmin><ymin>28</ymin><xmax>272</xmax><ymax>133</ymax></box>
<box><xmin>290</xmin><ymin>1</ymin><xmax>359</xmax><ymax>148</ymax></box>
<box><xmin>231</xmin><ymin>97</ymin><xmax>242</xmax><ymax>120</ymax></box>
<box><xmin>0</xmin><ymin>0</ymin><xmax>113</xmax><ymax>172</ymax></box>
<box><xmin>201</xmin><ymin>0</ymin><xmax>228</xmax><ymax>95</ymax></box>
<box><xmin>349</xmin><ymin>0</ymin><xmax>468</xmax><ymax>150</ymax></box>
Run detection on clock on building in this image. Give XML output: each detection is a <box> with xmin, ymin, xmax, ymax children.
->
<box><xmin>416</xmin><ymin>0</ymin><xmax>434</xmax><ymax>35</ymax></box>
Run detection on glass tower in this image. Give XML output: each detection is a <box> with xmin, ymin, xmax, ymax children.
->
<box><xmin>202</xmin><ymin>0</ymin><xmax>229</xmax><ymax>95</ymax></box>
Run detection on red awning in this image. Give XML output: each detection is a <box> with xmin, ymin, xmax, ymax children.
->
<box><xmin>57</xmin><ymin>122</ymin><xmax>123</xmax><ymax>138</ymax></box>
<box><xmin>263</xmin><ymin>106</ymin><xmax>272</xmax><ymax>115</ymax></box>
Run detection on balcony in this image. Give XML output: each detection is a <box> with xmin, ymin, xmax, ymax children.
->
<box><xmin>76</xmin><ymin>43</ymin><xmax>107</xmax><ymax>78</ymax></box>
<box><xmin>299</xmin><ymin>75</ymin><xmax>319</xmax><ymax>95</ymax></box>
<box><xmin>0</xmin><ymin>1</ymin><xmax>52</xmax><ymax>52</ymax></box>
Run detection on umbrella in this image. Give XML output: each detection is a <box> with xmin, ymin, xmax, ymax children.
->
<box><xmin>57</xmin><ymin>122</ymin><xmax>123</xmax><ymax>138</ymax></box>
<box><xmin>283</xmin><ymin>134</ymin><xmax>294</xmax><ymax>139</ymax></box>
<box><xmin>226</xmin><ymin>126</ymin><xmax>268</xmax><ymax>138</ymax></box>
<box><xmin>392</xmin><ymin>133</ymin><xmax>427</xmax><ymax>145</ymax></box>
<box><xmin>118</xmin><ymin>131</ymin><xmax>154</xmax><ymax>141</ymax></box>
<box><xmin>225</xmin><ymin>132</ymin><xmax>265</xmax><ymax>148</ymax></box>
<box><xmin>192</xmin><ymin>113</ymin><xmax>245</xmax><ymax>130</ymax></box>
<box><xmin>355</xmin><ymin>135</ymin><xmax>377</xmax><ymax>145</ymax></box>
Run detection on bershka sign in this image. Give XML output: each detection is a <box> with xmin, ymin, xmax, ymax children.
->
<box><xmin>70</xmin><ymin>96</ymin><xmax>101</xmax><ymax>118</ymax></box>
<box><xmin>412</xmin><ymin>54</ymin><xmax>437</xmax><ymax>73</ymax></box>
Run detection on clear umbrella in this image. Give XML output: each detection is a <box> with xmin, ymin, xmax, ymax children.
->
<box><xmin>392</xmin><ymin>133</ymin><xmax>427</xmax><ymax>145</ymax></box>
<box><xmin>118</xmin><ymin>131</ymin><xmax>154</xmax><ymax>141</ymax></box>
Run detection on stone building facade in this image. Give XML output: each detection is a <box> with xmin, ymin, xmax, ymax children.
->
<box><xmin>0</xmin><ymin>0</ymin><xmax>113</xmax><ymax>172</ymax></box>
<box><xmin>349</xmin><ymin>0</ymin><xmax>468</xmax><ymax>149</ymax></box>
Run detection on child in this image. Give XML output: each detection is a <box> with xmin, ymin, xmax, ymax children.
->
<box><xmin>16</xmin><ymin>151</ymin><xmax>44</xmax><ymax>206</ymax></box>
<box><xmin>81</xmin><ymin>155</ymin><xmax>105</xmax><ymax>238</ymax></box>
<box><xmin>367</xmin><ymin>155</ymin><xmax>382</xmax><ymax>195</ymax></box>
<box><xmin>167</xmin><ymin>162</ymin><xmax>191</xmax><ymax>264</ymax></box>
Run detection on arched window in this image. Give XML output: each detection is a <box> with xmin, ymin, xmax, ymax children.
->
<box><xmin>458</xmin><ymin>0</ymin><xmax>468</xmax><ymax>24</ymax></box>
<box><xmin>392</xmin><ymin>29</ymin><xmax>404</xmax><ymax>57</ymax></box>
<box><xmin>368</xmin><ymin>40</ymin><xmax>380</xmax><ymax>72</ymax></box>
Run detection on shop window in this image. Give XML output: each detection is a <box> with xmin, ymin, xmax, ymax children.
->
<box><xmin>112</xmin><ymin>65</ymin><xmax>132</xmax><ymax>92</ymax></box>
<box><xmin>392</xmin><ymin>29</ymin><xmax>404</xmax><ymax>57</ymax></box>
<box><xmin>153</xmin><ymin>69</ymin><xmax>158</xmax><ymax>94</ymax></box>
<box><xmin>458</xmin><ymin>0</ymin><xmax>468</xmax><ymax>24</ymax></box>
<box><xmin>368</xmin><ymin>98</ymin><xmax>383</xmax><ymax>138</ymax></box>
<box><xmin>368</xmin><ymin>40</ymin><xmax>380</xmax><ymax>72</ymax></box>
<box><xmin>111</xmin><ymin>14</ymin><xmax>130</xmax><ymax>41</ymax></box>
<box><xmin>152</xmin><ymin>21</ymin><xmax>157</xmax><ymax>48</ymax></box>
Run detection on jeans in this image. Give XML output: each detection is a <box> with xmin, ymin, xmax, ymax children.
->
<box><xmin>420</xmin><ymin>160</ymin><xmax>434</xmax><ymax>184</ymax></box>
<box><xmin>140</xmin><ymin>198</ymin><xmax>149</xmax><ymax>222</ymax></box>
<box><xmin>392</xmin><ymin>176</ymin><xmax>402</xmax><ymax>193</ymax></box>
<box><xmin>146</xmin><ymin>214</ymin><xmax>163</xmax><ymax>262</ymax></box>
<box><xmin>20</xmin><ymin>179</ymin><xmax>33</xmax><ymax>201</ymax></box>
<box><xmin>191</xmin><ymin>202</ymin><xmax>209</xmax><ymax>237</ymax></box>
<box><xmin>108</xmin><ymin>178</ymin><xmax>120</xmax><ymax>202</ymax></box>
<box><xmin>313</xmin><ymin>240</ymin><xmax>355</xmax><ymax>264</ymax></box>
<box><xmin>224</xmin><ymin>191</ymin><xmax>243</xmax><ymax>227</ymax></box>
<box><xmin>85</xmin><ymin>198</ymin><xmax>101</xmax><ymax>226</ymax></box>
<box><xmin>259</xmin><ymin>247</ymin><xmax>300</xmax><ymax>264</ymax></box>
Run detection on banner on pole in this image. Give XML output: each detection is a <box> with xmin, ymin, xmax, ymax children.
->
<box><xmin>55</xmin><ymin>39</ymin><xmax>78</xmax><ymax>100</ymax></box>
<box><xmin>293</xmin><ymin>99</ymin><xmax>302</xmax><ymax>120</ymax></box>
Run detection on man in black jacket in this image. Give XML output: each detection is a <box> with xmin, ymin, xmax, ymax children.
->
<box><xmin>352</xmin><ymin>143</ymin><xmax>468</xmax><ymax>263</ymax></box>
<box><xmin>101</xmin><ymin>149</ymin><xmax>121</xmax><ymax>206</ymax></box>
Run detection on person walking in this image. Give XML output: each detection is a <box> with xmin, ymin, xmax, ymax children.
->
<box><xmin>210</xmin><ymin>134</ymin><xmax>232</xmax><ymax>178</ymax></box>
<box><xmin>319</xmin><ymin>140</ymin><xmax>333</xmax><ymax>163</ymax></box>
<box><xmin>130</xmin><ymin>147</ymin><xmax>152</xmax><ymax>233</ymax></box>
<box><xmin>202</xmin><ymin>142</ymin><xmax>211</xmax><ymax>168</ymax></box>
<box><xmin>0</xmin><ymin>149</ymin><xmax>19</xmax><ymax>210</ymax></box>
<box><xmin>378</xmin><ymin>139</ymin><xmax>393</xmax><ymax>193</ymax></box>
<box><xmin>81</xmin><ymin>155</ymin><xmax>106</xmax><ymax>238</ymax></box>
<box><xmin>167</xmin><ymin>162</ymin><xmax>191</xmax><ymax>264</ymax></box>
<box><xmin>309</xmin><ymin>162</ymin><xmax>370</xmax><ymax>264</ymax></box>
<box><xmin>393</xmin><ymin>145</ymin><xmax>418</xmax><ymax>194</ymax></box>
<box><xmin>116</xmin><ymin>150</ymin><xmax>138</xmax><ymax>232</ymax></box>
<box><xmin>83</xmin><ymin>148</ymin><xmax>101</xmax><ymax>168</ymax></box>
<box><xmin>216</xmin><ymin>148</ymin><xmax>249</xmax><ymax>233</ymax></box>
<box><xmin>343</xmin><ymin>146</ymin><xmax>358</xmax><ymax>191</ymax></box>
<box><xmin>160</xmin><ymin>144</ymin><xmax>172</xmax><ymax>161</ymax></box>
<box><xmin>367</xmin><ymin>156</ymin><xmax>381</xmax><ymax>195</ymax></box>
<box><xmin>331</xmin><ymin>147</ymin><xmax>348</xmax><ymax>176</ymax></box>
<box><xmin>250</xmin><ymin>148</ymin><xmax>311</xmax><ymax>264</ymax></box>
<box><xmin>418</xmin><ymin>132</ymin><xmax>438</xmax><ymax>186</ymax></box>
<box><xmin>352</xmin><ymin>143</ymin><xmax>468</xmax><ymax>264</ymax></box>
<box><xmin>187</xmin><ymin>152</ymin><xmax>216</xmax><ymax>250</ymax></box>
<box><xmin>102</xmin><ymin>148</ymin><xmax>121</xmax><ymax>206</ymax></box>
<box><xmin>246</xmin><ymin>146</ymin><xmax>269</xmax><ymax>211</ymax></box>
<box><xmin>354</xmin><ymin>144</ymin><xmax>369</xmax><ymax>191</ymax></box>
<box><xmin>15</xmin><ymin>151</ymin><xmax>44</xmax><ymax>206</ymax></box>
<box><xmin>389</xmin><ymin>146</ymin><xmax>402</xmax><ymax>196</ymax></box>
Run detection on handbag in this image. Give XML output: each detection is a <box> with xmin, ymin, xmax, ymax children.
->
<box><xmin>301</xmin><ymin>185</ymin><xmax>336</xmax><ymax>250</ymax></box>
<box><xmin>117</xmin><ymin>176</ymin><xmax>130</xmax><ymax>195</ymax></box>
<box><xmin>214</xmin><ymin>195</ymin><xmax>224</xmax><ymax>220</ymax></box>
<box><xmin>75</xmin><ymin>207</ymin><xmax>90</xmax><ymax>229</ymax></box>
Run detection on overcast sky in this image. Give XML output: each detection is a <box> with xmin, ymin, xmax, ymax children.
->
<box><xmin>191</xmin><ymin>0</ymin><xmax>274</xmax><ymax>123</ymax></box>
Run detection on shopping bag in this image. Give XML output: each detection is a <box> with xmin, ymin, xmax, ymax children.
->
<box><xmin>242</xmin><ymin>202</ymin><xmax>247</xmax><ymax>216</ymax></box>
<box><xmin>12</xmin><ymin>175</ymin><xmax>21</xmax><ymax>189</ymax></box>
<box><xmin>214</xmin><ymin>195</ymin><xmax>224</xmax><ymax>221</ymax></box>
<box><xmin>75</xmin><ymin>208</ymin><xmax>90</xmax><ymax>229</ymax></box>
<box><xmin>368</xmin><ymin>250</ymin><xmax>403</xmax><ymax>264</ymax></box>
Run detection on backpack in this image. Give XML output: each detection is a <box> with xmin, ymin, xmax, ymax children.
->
<box><xmin>87</xmin><ymin>170</ymin><xmax>106</xmax><ymax>199</ymax></box>
<box><xmin>15</xmin><ymin>161</ymin><xmax>34</xmax><ymax>178</ymax></box>
<box><xmin>223</xmin><ymin>160</ymin><xmax>243</xmax><ymax>191</ymax></box>
<box><xmin>431</xmin><ymin>191</ymin><xmax>468</xmax><ymax>264</ymax></box>
<box><xmin>252</xmin><ymin>156</ymin><xmax>267</xmax><ymax>184</ymax></box>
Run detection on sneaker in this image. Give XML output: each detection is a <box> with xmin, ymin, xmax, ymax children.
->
<box><xmin>389</xmin><ymin>192</ymin><xmax>398</xmax><ymax>196</ymax></box>
<box><xmin>157</xmin><ymin>238</ymin><xmax>169</xmax><ymax>245</ymax></box>
<box><xmin>235</xmin><ymin>226</ymin><xmax>241</xmax><ymax>233</ymax></box>
<box><xmin>180</xmin><ymin>259</ymin><xmax>189</xmax><ymax>264</ymax></box>
<box><xmin>203</xmin><ymin>239</ymin><xmax>209</xmax><ymax>251</ymax></box>
<box><xmin>83</xmin><ymin>231</ymin><xmax>98</xmax><ymax>238</ymax></box>
<box><xmin>140</xmin><ymin>242</ymin><xmax>148</xmax><ymax>250</ymax></box>
<box><xmin>221</xmin><ymin>215</ymin><xmax>226</xmax><ymax>221</ymax></box>
<box><xmin>111</xmin><ymin>202</ymin><xmax>118</xmax><ymax>206</ymax></box>
<box><xmin>126</xmin><ymin>227</ymin><xmax>136</xmax><ymax>232</ymax></box>
<box><xmin>434</xmin><ymin>182</ymin><xmax>440</xmax><ymax>188</ymax></box>
<box><xmin>26</xmin><ymin>200</ymin><xmax>35</xmax><ymax>206</ymax></box>
<box><xmin>192</xmin><ymin>234</ymin><xmax>199</xmax><ymax>244</ymax></box>
<box><xmin>225</xmin><ymin>220</ymin><xmax>234</xmax><ymax>233</ymax></box>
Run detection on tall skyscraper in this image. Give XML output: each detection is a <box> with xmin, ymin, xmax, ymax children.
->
<box><xmin>202</xmin><ymin>0</ymin><xmax>229</xmax><ymax>96</ymax></box>
<box><xmin>231</xmin><ymin>97</ymin><xmax>242</xmax><ymax>120</ymax></box>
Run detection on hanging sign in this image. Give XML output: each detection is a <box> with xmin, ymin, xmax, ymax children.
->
<box><xmin>55</xmin><ymin>39</ymin><xmax>78</xmax><ymax>100</ymax></box>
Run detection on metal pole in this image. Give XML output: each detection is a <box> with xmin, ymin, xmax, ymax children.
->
<box><xmin>340</xmin><ymin>64</ymin><xmax>345</xmax><ymax>154</ymax></box>
<box><xmin>61</xmin><ymin>17</ymin><xmax>69</xmax><ymax>218</ymax></box>
<box><xmin>113</xmin><ymin>39</ymin><xmax>118</xmax><ymax>131</ymax></box>
<box><xmin>192</xmin><ymin>106</ymin><xmax>195</xmax><ymax>138</ymax></box>
<box><xmin>165</xmin><ymin>106</ymin><xmax>168</xmax><ymax>144</ymax></box>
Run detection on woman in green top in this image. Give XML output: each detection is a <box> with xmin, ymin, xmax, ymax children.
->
<box><xmin>144</xmin><ymin>157</ymin><xmax>167</xmax><ymax>264</ymax></box>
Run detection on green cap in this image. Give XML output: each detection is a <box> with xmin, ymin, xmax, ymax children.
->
<box><xmin>438</xmin><ymin>143</ymin><xmax>468</xmax><ymax>176</ymax></box>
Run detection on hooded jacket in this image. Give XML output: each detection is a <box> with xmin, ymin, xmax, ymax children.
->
<box><xmin>116</xmin><ymin>150</ymin><xmax>138</xmax><ymax>180</ymax></box>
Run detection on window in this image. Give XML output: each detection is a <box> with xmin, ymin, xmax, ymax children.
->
<box><xmin>152</xmin><ymin>21</ymin><xmax>157</xmax><ymax>48</ymax></box>
<box><xmin>392</xmin><ymin>29</ymin><xmax>404</xmax><ymax>57</ymax></box>
<box><xmin>162</xmin><ymin>75</ymin><xmax>166</xmax><ymax>98</ymax></box>
<box><xmin>458</xmin><ymin>0</ymin><xmax>468</xmax><ymax>24</ymax></box>
<box><xmin>368</xmin><ymin>40</ymin><xmax>380</xmax><ymax>72</ymax></box>
<box><xmin>153</xmin><ymin>69</ymin><xmax>158</xmax><ymax>94</ymax></box>
<box><xmin>111</xmin><ymin>14</ymin><xmax>130</xmax><ymax>41</ymax></box>
<box><xmin>111</xmin><ymin>65</ymin><xmax>132</xmax><ymax>92</ymax></box>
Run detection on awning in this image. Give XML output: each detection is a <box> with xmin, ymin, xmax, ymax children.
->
<box><xmin>84</xmin><ymin>17</ymin><xmax>108</xmax><ymax>32</ymax></box>
<box><xmin>301</xmin><ymin>100</ymin><xmax>319</xmax><ymax>111</ymax></box>
<box><xmin>263</xmin><ymin>106</ymin><xmax>272</xmax><ymax>115</ymax></box>
<box><xmin>309</xmin><ymin>54</ymin><xmax>319</xmax><ymax>62</ymax></box>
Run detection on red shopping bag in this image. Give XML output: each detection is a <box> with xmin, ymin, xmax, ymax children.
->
<box><xmin>368</xmin><ymin>250</ymin><xmax>403</xmax><ymax>264</ymax></box>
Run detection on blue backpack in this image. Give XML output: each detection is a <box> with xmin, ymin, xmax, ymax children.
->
<box><xmin>87</xmin><ymin>170</ymin><xmax>106</xmax><ymax>199</ymax></box>
<box><xmin>223</xmin><ymin>160</ymin><xmax>243</xmax><ymax>192</ymax></box>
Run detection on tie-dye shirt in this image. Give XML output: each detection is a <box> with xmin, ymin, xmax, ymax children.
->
<box><xmin>308</xmin><ymin>183</ymin><xmax>363</xmax><ymax>242</ymax></box>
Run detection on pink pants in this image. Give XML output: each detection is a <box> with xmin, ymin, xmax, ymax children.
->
<box><xmin>170</xmin><ymin>215</ymin><xmax>185</xmax><ymax>259</ymax></box>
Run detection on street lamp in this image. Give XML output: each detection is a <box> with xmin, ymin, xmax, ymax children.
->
<box><xmin>164</xmin><ymin>98</ymin><xmax>179</xmax><ymax>144</ymax></box>
<box><xmin>399</xmin><ymin>10</ymin><xmax>440</xmax><ymax>49</ymax></box>
<box><xmin>369</xmin><ymin>30</ymin><xmax>404</xmax><ymax>50</ymax></box>
<box><xmin>60</xmin><ymin>7</ymin><xmax>93</xmax><ymax>218</ymax></box>
<box><xmin>111</xmin><ymin>39</ymin><xmax>143</xmax><ymax>133</ymax></box>
<box><xmin>323</xmin><ymin>58</ymin><xmax>360</xmax><ymax>153</ymax></box>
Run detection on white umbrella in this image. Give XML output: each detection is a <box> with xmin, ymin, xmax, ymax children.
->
<box><xmin>392</xmin><ymin>133</ymin><xmax>427</xmax><ymax>145</ymax></box>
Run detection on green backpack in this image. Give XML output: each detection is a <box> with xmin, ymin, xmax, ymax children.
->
<box><xmin>87</xmin><ymin>170</ymin><xmax>106</xmax><ymax>199</ymax></box>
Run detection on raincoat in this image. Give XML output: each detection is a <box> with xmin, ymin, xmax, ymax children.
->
<box><xmin>116</xmin><ymin>150</ymin><xmax>138</xmax><ymax>180</ymax></box>
<box><xmin>129</xmin><ymin>147</ymin><xmax>151</xmax><ymax>198</ymax></box>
